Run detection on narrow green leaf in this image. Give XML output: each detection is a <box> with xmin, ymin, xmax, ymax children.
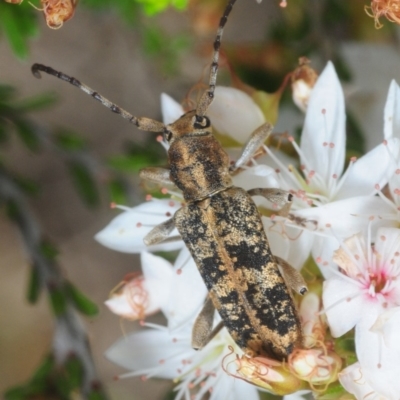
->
<box><xmin>106</xmin><ymin>154</ymin><xmax>154</xmax><ymax>172</ymax></box>
<box><xmin>0</xmin><ymin>85</ymin><xmax>17</xmax><ymax>102</ymax></box>
<box><xmin>55</xmin><ymin>130</ymin><xmax>87</xmax><ymax>151</ymax></box>
<box><xmin>68</xmin><ymin>162</ymin><xmax>100</xmax><ymax>207</ymax></box>
<box><xmin>13</xmin><ymin>175</ymin><xmax>40</xmax><ymax>196</ymax></box>
<box><xmin>87</xmin><ymin>386</ymin><xmax>109</xmax><ymax>400</ymax></box>
<box><xmin>13</xmin><ymin>117</ymin><xmax>41</xmax><ymax>151</ymax></box>
<box><xmin>30</xmin><ymin>354</ymin><xmax>55</xmax><ymax>383</ymax></box>
<box><xmin>0</xmin><ymin>122</ymin><xmax>9</xmax><ymax>145</ymax></box>
<box><xmin>65</xmin><ymin>281</ymin><xmax>99</xmax><ymax>317</ymax></box>
<box><xmin>0</xmin><ymin>3</ymin><xmax>29</xmax><ymax>58</ymax></box>
<box><xmin>4</xmin><ymin>386</ymin><xmax>26</xmax><ymax>400</ymax></box>
<box><xmin>64</xmin><ymin>354</ymin><xmax>84</xmax><ymax>389</ymax></box>
<box><xmin>27</xmin><ymin>266</ymin><xmax>42</xmax><ymax>304</ymax></box>
<box><xmin>108</xmin><ymin>178</ymin><xmax>128</xmax><ymax>205</ymax></box>
<box><xmin>40</xmin><ymin>240</ymin><xmax>59</xmax><ymax>261</ymax></box>
<box><xmin>49</xmin><ymin>285</ymin><xmax>68</xmax><ymax>316</ymax></box>
<box><xmin>14</xmin><ymin>92</ymin><xmax>58</xmax><ymax>112</ymax></box>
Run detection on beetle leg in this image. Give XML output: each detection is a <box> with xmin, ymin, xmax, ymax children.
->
<box><xmin>192</xmin><ymin>296</ymin><xmax>224</xmax><ymax>350</ymax></box>
<box><xmin>143</xmin><ymin>217</ymin><xmax>176</xmax><ymax>246</ymax></box>
<box><xmin>231</xmin><ymin>121</ymin><xmax>273</xmax><ymax>172</ymax></box>
<box><xmin>248</xmin><ymin>188</ymin><xmax>293</xmax><ymax>217</ymax></box>
<box><xmin>275</xmin><ymin>256</ymin><xmax>307</xmax><ymax>295</ymax></box>
<box><xmin>139</xmin><ymin>167</ymin><xmax>174</xmax><ymax>187</ymax></box>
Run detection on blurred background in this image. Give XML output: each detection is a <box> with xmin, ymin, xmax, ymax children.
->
<box><xmin>1</xmin><ymin>0</ymin><xmax>400</xmax><ymax>399</ymax></box>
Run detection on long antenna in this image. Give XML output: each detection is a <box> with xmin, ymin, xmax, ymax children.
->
<box><xmin>31</xmin><ymin>64</ymin><xmax>165</xmax><ymax>133</ymax></box>
<box><xmin>196</xmin><ymin>0</ymin><xmax>237</xmax><ymax>116</ymax></box>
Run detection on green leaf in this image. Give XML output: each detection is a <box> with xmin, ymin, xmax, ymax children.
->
<box><xmin>49</xmin><ymin>285</ymin><xmax>68</xmax><ymax>316</ymax></box>
<box><xmin>13</xmin><ymin>175</ymin><xmax>40</xmax><ymax>196</ymax></box>
<box><xmin>55</xmin><ymin>130</ymin><xmax>87</xmax><ymax>151</ymax></box>
<box><xmin>65</xmin><ymin>281</ymin><xmax>99</xmax><ymax>316</ymax></box>
<box><xmin>108</xmin><ymin>178</ymin><xmax>128</xmax><ymax>205</ymax></box>
<box><xmin>68</xmin><ymin>161</ymin><xmax>100</xmax><ymax>207</ymax></box>
<box><xmin>87</xmin><ymin>387</ymin><xmax>109</xmax><ymax>400</ymax></box>
<box><xmin>14</xmin><ymin>92</ymin><xmax>58</xmax><ymax>112</ymax></box>
<box><xmin>107</xmin><ymin>154</ymin><xmax>154</xmax><ymax>172</ymax></box>
<box><xmin>4</xmin><ymin>386</ymin><xmax>26</xmax><ymax>400</ymax></box>
<box><xmin>40</xmin><ymin>240</ymin><xmax>59</xmax><ymax>260</ymax></box>
<box><xmin>0</xmin><ymin>2</ymin><xmax>38</xmax><ymax>59</ymax></box>
<box><xmin>64</xmin><ymin>355</ymin><xmax>84</xmax><ymax>388</ymax></box>
<box><xmin>0</xmin><ymin>122</ymin><xmax>9</xmax><ymax>145</ymax></box>
<box><xmin>13</xmin><ymin>117</ymin><xmax>41</xmax><ymax>151</ymax></box>
<box><xmin>0</xmin><ymin>85</ymin><xmax>17</xmax><ymax>102</ymax></box>
<box><xmin>27</xmin><ymin>266</ymin><xmax>42</xmax><ymax>304</ymax></box>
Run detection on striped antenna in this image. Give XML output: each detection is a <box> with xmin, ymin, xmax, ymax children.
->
<box><xmin>196</xmin><ymin>0</ymin><xmax>238</xmax><ymax>116</ymax></box>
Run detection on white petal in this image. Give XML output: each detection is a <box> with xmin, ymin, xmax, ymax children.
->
<box><xmin>207</xmin><ymin>86</ymin><xmax>265</xmax><ymax>144</ymax></box>
<box><xmin>140</xmin><ymin>251</ymin><xmax>174</xmax><ymax>317</ymax></box>
<box><xmin>322</xmin><ymin>278</ymin><xmax>363</xmax><ymax>337</ymax></box>
<box><xmin>370</xmin><ymin>306</ymin><xmax>400</xmax><ymax>352</ymax></box>
<box><xmin>355</xmin><ymin>304</ymin><xmax>400</xmax><ymax>399</ymax></box>
<box><xmin>209</xmin><ymin>373</ymin><xmax>260</xmax><ymax>400</ymax></box>
<box><xmin>166</xmin><ymin>248</ymin><xmax>208</xmax><ymax>332</ymax></box>
<box><xmin>293</xmin><ymin>196</ymin><xmax>395</xmax><ymax>238</ymax></box>
<box><xmin>264</xmin><ymin>218</ymin><xmax>313</xmax><ymax>271</ymax></box>
<box><xmin>339</xmin><ymin>363</ymin><xmax>384</xmax><ymax>400</ymax></box>
<box><xmin>300</xmin><ymin>62</ymin><xmax>346</xmax><ymax>182</ymax></box>
<box><xmin>95</xmin><ymin>200</ymin><xmax>183</xmax><ymax>253</ymax></box>
<box><xmin>105</xmin><ymin>328</ymin><xmax>193</xmax><ymax>380</ymax></box>
<box><xmin>335</xmin><ymin>142</ymin><xmax>394</xmax><ymax>199</ymax></box>
<box><xmin>161</xmin><ymin>93</ymin><xmax>184</xmax><ymax>125</ymax></box>
<box><xmin>384</xmin><ymin>80</ymin><xmax>400</xmax><ymax>140</ymax></box>
<box><xmin>374</xmin><ymin>227</ymin><xmax>400</xmax><ymax>268</ymax></box>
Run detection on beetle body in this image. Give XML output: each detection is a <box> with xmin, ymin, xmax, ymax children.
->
<box><xmin>168</xmin><ymin>112</ymin><xmax>303</xmax><ymax>359</ymax></box>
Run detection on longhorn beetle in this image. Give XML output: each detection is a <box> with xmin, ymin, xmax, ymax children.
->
<box><xmin>32</xmin><ymin>0</ymin><xmax>307</xmax><ymax>360</ymax></box>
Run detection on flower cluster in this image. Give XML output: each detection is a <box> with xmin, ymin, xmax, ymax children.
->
<box><xmin>96</xmin><ymin>62</ymin><xmax>400</xmax><ymax>399</ymax></box>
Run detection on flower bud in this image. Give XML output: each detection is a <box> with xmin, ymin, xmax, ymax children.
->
<box><xmin>290</xmin><ymin>348</ymin><xmax>342</xmax><ymax>387</ymax></box>
<box><xmin>291</xmin><ymin>57</ymin><xmax>318</xmax><ymax>112</ymax></box>
<box><xmin>105</xmin><ymin>273</ymin><xmax>157</xmax><ymax>320</ymax></box>
<box><xmin>299</xmin><ymin>291</ymin><xmax>327</xmax><ymax>347</ymax></box>
<box><xmin>236</xmin><ymin>356</ymin><xmax>307</xmax><ymax>395</ymax></box>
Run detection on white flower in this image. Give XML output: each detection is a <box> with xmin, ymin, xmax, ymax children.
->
<box><xmin>323</xmin><ymin>227</ymin><xmax>400</xmax><ymax>398</ymax></box>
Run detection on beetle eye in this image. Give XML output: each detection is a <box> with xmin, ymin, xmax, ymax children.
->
<box><xmin>164</xmin><ymin>130</ymin><xmax>173</xmax><ymax>142</ymax></box>
<box><xmin>194</xmin><ymin>115</ymin><xmax>211</xmax><ymax>129</ymax></box>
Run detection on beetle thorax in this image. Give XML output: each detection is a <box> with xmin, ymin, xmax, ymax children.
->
<box><xmin>168</xmin><ymin>135</ymin><xmax>233</xmax><ymax>202</ymax></box>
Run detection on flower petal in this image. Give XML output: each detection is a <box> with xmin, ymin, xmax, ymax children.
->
<box><xmin>207</xmin><ymin>86</ymin><xmax>265</xmax><ymax>144</ymax></box>
<box><xmin>105</xmin><ymin>327</ymin><xmax>193</xmax><ymax>379</ymax></box>
<box><xmin>161</xmin><ymin>93</ymin><xmax>184</xmax><ymax>125</ymax></box>
<box><xmin>322</xmin><ymin>278</ymin><xmax>363</xmax><ymax>337</ymax></box>
<box><xmin>355</xmin><ymin>303</ymin><xmax>400</xmax><ymax>399</ymax></box>
<box><xmin>335</xmin><ymin>142</ymin><xmax>394</xmax><ymax>199</ymax></box>
<box><xmin>166</xmin><ymin>248</ymin><xmax>208</xmax><ymax>332</ymax></box>
<box><xmin>293</xmin><ymin>196</ymin><xmax>396</xmax><ymax>239</ymax></box>
<box><xmin>339</xmin><ymin>362</ymin><xmax>383</xmax><ymax>400</ymax></box>
<box><xmin>263</xmin><ymin>218</ymin><xmax>313</xmax><ymax>271</ymax></box>
<box><xmin>300</xmin><ymin>62</ymin><xmax>345</xmax><ymax>182</ymax></box>
<box><xmin>384</xmin><ymin>80</ymin><xmax>400</xmax><ymax>140</ymax></box>
<box><xmin>140</xmin><ymin>251</ymin><xmax>174</xmax><ymax>317</ymax></box>
<box><xmin>95</xmin><ymin>200</ymin><xmax>183</xmax><ymax>253</ymax></box>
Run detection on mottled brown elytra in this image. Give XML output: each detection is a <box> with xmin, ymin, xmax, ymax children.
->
<box><xmin>32</xmin><ymin>0</ymin><xmax>307</xmax><ymax>360</ymax></box>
